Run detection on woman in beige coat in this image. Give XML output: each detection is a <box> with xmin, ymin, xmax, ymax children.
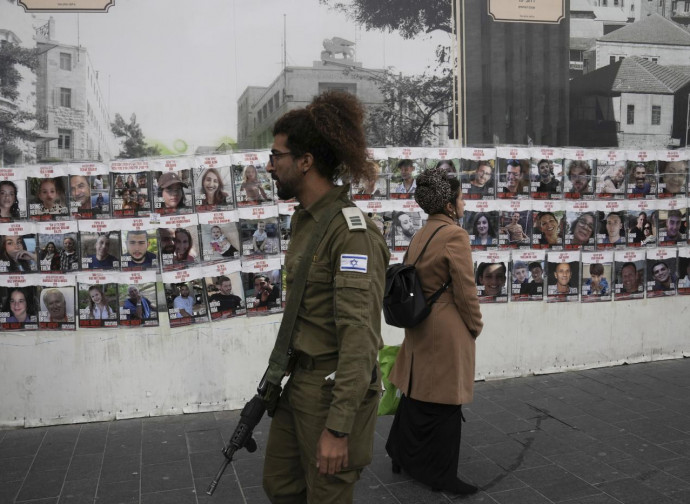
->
<box><xmin>386</xmin><ymin>167</ymin><xmax>483</xmax><ymax>495</ymax></box>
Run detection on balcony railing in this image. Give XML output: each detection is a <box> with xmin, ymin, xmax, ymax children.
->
<box><xmin>37</xmin><ymin>145</ymin><xmax>102</xmax><ymax>162</ymax></box>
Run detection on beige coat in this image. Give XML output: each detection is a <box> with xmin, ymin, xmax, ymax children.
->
<box><xmin>389</xmin><ymin>214</ymin><xmax>483</xmax><ymax>405</ymax></box>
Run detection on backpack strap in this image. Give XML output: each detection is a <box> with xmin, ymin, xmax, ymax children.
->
<box><xmin>408</xmin><ymin>225</ymin><xmax>447</xmax><ymax>267</ymax></box>
<box><xmin>404</xmin><ymin>224</ymin><xmax>452</xmax><ymax>303</ymax></box>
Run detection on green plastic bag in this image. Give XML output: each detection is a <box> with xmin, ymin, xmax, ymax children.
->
<box><xmin>378</xmin><ymin>345</ymin><xmax>402</xmax><ymax>416</ymax></box>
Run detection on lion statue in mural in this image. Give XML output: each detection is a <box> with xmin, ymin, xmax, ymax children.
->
<box><xmin>321</xmin><ymin>37</ymin><xmax>355</xmax><ymax>61</ymax></box>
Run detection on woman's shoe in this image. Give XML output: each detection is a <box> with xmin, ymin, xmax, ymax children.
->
<box><xmin>391</xmin><ymin>461</ymin><xmax>401</xmax><ymax>474</ymax></box>
<box><xmin>445</xmin><ymin>478</ymin><xmax>478</xmax><ymax>495</ymax></box>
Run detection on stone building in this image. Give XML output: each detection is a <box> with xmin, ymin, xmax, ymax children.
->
<box><xmin>35</xmin><ymin>18</ymin><xmax>117</xmax><ymax>162</ymax></box>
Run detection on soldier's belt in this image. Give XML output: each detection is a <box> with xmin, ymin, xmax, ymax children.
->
<box><xmin>296</xmin><ymin>353</ymin><xmax>339</xmax><ymax>371</ymax></box>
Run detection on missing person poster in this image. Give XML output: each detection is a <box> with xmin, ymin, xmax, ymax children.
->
<box><xmin>162</xmin><ymin>266</ymin><xmax>209</xmax><ymax>327</ymax></box>
<box><xmin>118</xmin><ymin>270</ymin><xmax>158</xmax><ymax>327</ymax></box>
<box><xmin>626</xmin><ymin>150</ymin><xmax>657</xmax><ymax>199</ymax></box>
<box><xmin>388</xmin><ymin>147</ymin><xmax>426</xmax><ymax>199</ymax></box>
<box><xmin>562</xmin><ymin>148</ymin><xmax>595</xmax><ymax>200</ymax></box>
<box><xmin>277</xmin><ymin>201</ymin><xmax>298</xmax><ymax>253</ymax></box>
<box><xmin>613</xmin><ymin>249</ymin><xmax>646</xmax><ymax>301</ymax></box>
<box><xmin>460</xmin><ymin>147</ymin><xmax>495</xmax><ymax>200</ymax></box>
<box><xmin>110</xmin><ymin>159</ymin><xmax>153</xmax><ymax>218</ymax></box>
<box><xmin>76</xmin><ymin>270</ymin><xmax>119</xmax><ymax>328</ymax></box>
<box><xmin>497</xmin><ymin>199</ymin><xmax>531</xmax><ymax>249</ymax></box>
<box><xmin>36</xmin><ymin>220</ymin><xmax>80</xmax><ymax>273</ymax></box>
<box><xmin>198</xmin><ymin>210</ymin><xmax>241</xmax><ymax>263</ymax></box>
<box><xmin>581</xmin><ymin>251</ymin><xmax>613</xmax><ymax>302</ymax></box>
<box><xmin>0</xmin><ymin>221</ymin><xmax>38</xmax><ymax>273</ymax></box>
<box><xmin>510</xmin><ymin>249</ymin><xmax>545</xmax><ymax>302</ymax></box>
<box><xmin>563</xmin><ymin>200</ymin><xmax>596</xmax><ymax>251</ymax></box>
<box><xmin>69</xmin><ymin>162</ymin><xmax>111</xmax><ymax>219</ymax></box>
<box><xmin>157</xmin><ymin>213</ymin><xmax>201</xmax><ymax>272</ymax></box>
<box><xmin>627</xmin><ymin>199</ymin><xmax>658</xmax><ymax>248</ymax></box>
<box><xmin>474</xmin><ymin>250</ymin><xmax>509</xmax><ymax>303</ymax></box>
<box><xmin>530</xmin><ymin>147</ymin><xmax>563</xmax><ymax>200</ymax></box>
<box><xmin>238</xmin><ymin>205</ymin><xmax>280</xmax><ymax>259</ymax></box>
<box><xmin>496</xmin><ymin>146</ymin><xmax>530</xmax><ymax>200</ymax></box>
<box><xmin>657</xmin><ymin>198</ymin><xmax>687</xmax><ymax>247</ymax></box>
<box><xmin>546</xmin><ymin>250</ymin><xmax>580</xmax><ymax>303</ymax></box>
<box><xmin>242</xmin><ymin>257</ymin><xmax>282</xmax><ymax>317</ymax></box>
<box><xmin>0</xmin><ymin>168</ymin><xmax>29</xmax><ymax>222</ymax></box>
<box><xmin>0</xmin><ymin>274</ymin><xmax>38</xmax><ymax>331</ymax></box>
<box><xmin>646</xmin><ymin>247</ymin><xmax>677</xmax><ymax>298</ymax></box>
<box><xmin>595</xmin><ymin>150</ymin><xmax>626</xmax><ymax>200</ymax></box>
<box><xmin>37</xmin><ymin>273</ymin><xmax>76</xmax><ymax>330</ymax></box>
<box><xmin>232</xmin><ymin>152</ymin><xmax>274</xmax><ymax>206</ymax></box>
<box><xmin>202</xmin><ymin>261</ymin><xmax>246</xmax><ymax>320</ymax></box>
<box><xmin>119</xmin><ymin>217</ymin><xmax>159</xmax><ymax>271</ymax></box>
<box><xmin>678</xmin><ymin>247</ymin><xmax>690</xmax><ymax>295</ymax></box>
<box><xmin>532</xmin><ymin>199</ymin><xmax>565</xmax><ymax>250</ymax></box>
<box><xmin>151</xmin><ymin>157</ymin><xmax>195</xmax><ymax>216</ymax></box>
<box><xmin>192</xmin><ymin>155</ymin><xmax>235</xmax><ymax>212</ymax></box>
<box><xmin>353</xmin><ymin>148</ymin><xmax>390</xmax><ymax>200</ymax></box>
<box><xmin>355</xmin><ymin>199</ymin><xmax>394</xmax><ymax>250</ymax></box>
<box><xmin>79</xmin><ymin>219</ymin><xmax>121</xmax><ymax>270</ymax></box>
<box><xmin>594</xmin><ymin>200</ymin><xmax>626</xmax><ymax>250</ymax></box>
<box><xmin>464</xmin><ymin>200</ymin><xmax>499</xmax><ymax>250</ymax></box>
<box><xmin>27</xmin><ymin>165</ymin><xmax>70</xmax><ymax>221</ymax></box>
<box><xmin>657</xmin><ymin>150</ymin><xmax>688</xmax><ymax>198</ymax></box>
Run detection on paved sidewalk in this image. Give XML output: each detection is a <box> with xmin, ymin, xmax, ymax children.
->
<box><xmin>1</xmin><ymin>358</ymin><xmax>689</xmax><ymax>503</ymax></box>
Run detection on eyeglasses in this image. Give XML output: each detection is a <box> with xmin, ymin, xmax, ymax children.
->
<box><xmin>269</xmin><ymin>151</ymin><xmax>293</xmax><ymax>165</ymax></box>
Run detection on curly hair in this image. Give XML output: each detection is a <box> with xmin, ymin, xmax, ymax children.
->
<box><xmin>0</xmin><ymin>181</ymin><xmax>21</xmax><ymax>219</ymax></box>
<box><xmin>272</xmin><ymin>90</ymin><xmax>373</xmax><ymax>184</ymax></box>
<box><xmin>414</xmin><ymin>167</ymin><xmax>460</xmax><ymax>215</ymax></box>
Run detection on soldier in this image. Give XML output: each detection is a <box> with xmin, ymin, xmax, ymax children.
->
<box><xmin>262</xmin><ymin>91</ymin><xmax>389</xmax><ymax>503</ymax></box>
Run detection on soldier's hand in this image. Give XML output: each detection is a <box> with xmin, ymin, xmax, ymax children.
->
<box><xmin>316</xmin><ymin>429</ymin><xmax>348</xmax><ymax>475</ymax></box>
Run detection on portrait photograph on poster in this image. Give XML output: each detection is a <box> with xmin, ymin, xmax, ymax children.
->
<box><xmin>596</xmin><ymin>210</ymin><xmax>627</xmax><ymax>249</ymax></box>
<box><xmin>392</xmin><ymin>210</ymin><xmax>423</xmax><ymax>250</ymax></box>
<box><xmin>120</xmin><ymin>228</ymin><xmax>158</xmax><ymax>271</ymax></box>
<box><xmin>509</xmin><ymin>253</ymin><xmax>545</xmax><ymax>302</ymax></box>
<box><xmin>497</xmin><ymin>202</ymin><xmax>531</xmax><ymax>249</ymax></box>
<box><xmin>530</xmin><ymin>157</ymin><xmax>563</xmax><ymax>199</ymax></box>
<box><xmin>657</xmin><ymin>160</ymin><xmax>688</xmax><ymax>198</ymax></box>
<box><xmin>69</xmin><ymin>174</ymin><xmax>111</xmax><ymax>219</ymax></box>
<box><xmin>200</xmin><ymin>222</ymin><xmax>241</xmax><ymax>263</ymax></box>
<box><xmin>0</xmin><ymin>230</ymin><xmax>38</xmax><ymax>273</ymax></box>
<box><xmin>658</xmin><ymin>207</ymin><xmax>687</xmax><ymax>246</ymax></box>
<box><xmin>0</xmin><ymin>285</ymin><xmax>38</xmax><ymax>331</ymax></box>
<box><xmin>37</xmin><ymin>231</ymin><xmax>79</xmax><ymax>273</ymax></box>
<box><xmin>474</xmin><ymin>254</ymin><xmax>508</xmax><ymax>303</ymax></box>
<box><xmin>111</xmin><ymin>171</ymin><xmax>153</xmax><ymax>218</ymax></box>
<box><xmin>164</xmin><ymin>279</ymin><xmax>208</xmax><ymax>327</ymax></box>
<box><xmin>81</xmin><ymin>231</ymin><xmax>121</xmax><ymax>270</ymax></box>
<box><xmin>351</xmin><ymin>160</ymin><xmax>388</xmax><ymax>199</ymax></box>
<box><xmin>626</xmin><ymin>161</ymin><xmax>657</xmax><ymax>199</ymax></box>
<box><xmin>118</xmin><ymin>281</ymin><xmax>159</xmax><ymax>328</ymax></box>
<box><xmin>532</xmin><ymin>207</ymin><xmax>565</xmax><ymax>250</ymax></box>
<box><xmin>613</xmin><ymin>250</ymin><xmax>645</xmax><ymax>301</ymax></box>
<box><xmin>158</xmin><ymin>224</ymin><xmax>201</xmax><ymax>272</ymax></box>
<box><xmin>564</xmin><ymin>209</ymin><xmax>596</xmax><ymax>250</ymax></box>
<box><xmin>78</xmin><ymin>282</ymin><xmax>118</xmax><ymax>328</ymax></box>
<box><xmin>464</xmin><ymin>209</ymin><xmax>499</xmax><ymax>250</ymax></box>
<box><xmin>563</xmin><ymin>158</ymin><xmax>595</xmax><ymax>199</ymax></box>
<box><xmin>389</xmin><ymin>158</ymin><xmax>420</xmax><ymax>199</ymax></box>
<box><xmin>192</xmin><ymin>165</ymin><xmax>235</xmax><ymax>212</ymax></box>
<box><xmin>152</xmin><ymin>170</ymin><xmax>194</xmax><ymax>216</ymax></box>
<box><xmin>546</xmin><ymin>251</ymin><xmax>580</xmax><ymax>302</ymax></box>
<box><xmin>0</xmin><ymin>179</ymin><xmax>28</xmax><ymax>222</ymax></box>
<box><xmin>28</xmin><ymin>176</ymin><xmax>70</xmax><ymax>221</ymax></box>
<box><xmin>460</xmin><ymin>159</ymin><xmax>495</xmax><ymax>200</ymax></box>
<box><xmin>242</xmin><ymin>266</ymin><xmax>282</xmax><ymax>317</ymax></box>
<box><xmin>232</xmin><ymin>164</ymin><xmax>273</xmax><ymax>206</ymax></box>
<box><xmin>678</xmin><ymin>250</ymin><xmax>690</xmax><ymax>295</ymax></box>
<box><xmin>646</xmin><ymin>249</ymin><xmax>678</xmax><ymax>298</ymax></box>
<box><xmin>38</xmin><ymin>285</ymin><xmax>76</xmax><ymax>330</ymax></box>
<box><xmin>239</xmin><ymin>217</ymin><xmax>280</xmax><ymax>259</ymax></box>
<box><xmin>581</xmin><ymin>251</ymin><xmax>613</xmax><ymax>302</ymax></box>
<box><xmin>496</xmin><ymin>157</ymin><xmax>530</xmax><ymax>199</ymax></box>
<box><xmin>205</xmin><ymin>271</ymin><xmax>246</xmax><ymax>320</ymax></box>
<box><xmin>595</xmin><ymin>160</ymin><xmax>626</xmax><ymax>199</ymax></box>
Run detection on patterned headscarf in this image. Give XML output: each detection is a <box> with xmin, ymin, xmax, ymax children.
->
<box><xmin>414</xmin><ymin>167</ymin><xmax>451</xmax><ymax>216</ymax></box>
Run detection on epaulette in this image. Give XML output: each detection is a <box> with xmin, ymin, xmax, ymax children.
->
<box><xmin>341</xmin><ymin>207</ymin><xmax>366</xmax><ymax>231</ymax></box>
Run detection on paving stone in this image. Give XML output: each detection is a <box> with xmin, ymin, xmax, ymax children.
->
<box><xmin>513</xmin><ymin>464</ymin><xmax>602</xmax><ymax>502</ymax></box>
<box><xmin>0</xmin><ymin>429</ymin><xmax>46</xmax><ymax>459</ymax></box>
<box><xmin>99</xmin><ymin>453</ymin><xmax>140</xmax><ymax>483</ymax></box>
<box><xmin>57</xmin><ymin>478</ymin><xmax>98</xmax><ymax>504</ymax></box>
<box><xmin>140</xmin><ymin>459</ymin><xmax>193</xmax><ymax>494</ymax></box>
<box><xmin>476</xmin><ymin>439</ymin><xmax>553</xmax><ymax>472</ymax></box>
<box><xmin>596</xmin><ymin>433</ymin><xmax>678</xmax><ymax>463</ymax></box>
<box><xmin>184</xmin><ymin>428</ymin><xmax>224</xmax><ymax>454</ymax></box>
<box><xmin>65</xmin><ymin>453</ymin><xmax>103</xmax><ymax>481</ymax></box>
<box><xmin>141</xmin><ymin>437</ymin><xmax>188</xmax><ymax>465</ymax></box>
<box><xmin>548</xmin><ymin>451</ymin><xmax>628</xmax><ymax>485</ymax></box>
<box><xmin>0</xmin><ymin>480</ymin><xmax>22</xmax><ymax>503</ymax></box>
<box><xmin>95</xmin><ymin>479</ymin><xmax>140</xmax><ymax>504</ymax></box>
<box><xmin>0</xmin><ymin>455</ymin><xmax>33</xmax><ymax>483</ymax></box>
<box><xmin>595</xmin><ymin>478</ymin><xmax>677</xmax><ymax>504</ymax></box>
<box><xmin>140</xmin><ymin>486</ymin><xmax>197</xmax><ymax>503</ymax></box>
<box><xmin>457</xmin><ymin>459</ymin><xmax>528</xmax><ymax>494</ymax></box>
<box><xmin>15</xmin><ymin>468</ymin><xmax>67</xmax><ymax>501</ymax></box>
<box><xmin>490</xmin><ymin>486</ymin><xmax>553</xmax><ymax>504</ymax></box>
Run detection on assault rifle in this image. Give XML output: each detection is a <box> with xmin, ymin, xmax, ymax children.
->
<box><xmin>205</xmin><ymin>374</ymin><xmax>270</xmax><ymax>496</ymax></box>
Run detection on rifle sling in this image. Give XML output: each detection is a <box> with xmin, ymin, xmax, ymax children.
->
<box><xmin>265</xmin><ymin>203</ymin><xmax>346</xmax><ymax>385</ymax></box>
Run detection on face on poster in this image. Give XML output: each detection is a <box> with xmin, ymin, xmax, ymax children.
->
<box><xmin>0</xmin><ymin>233</ymin><xmax>38</xmax><ymax>273</ymax></box>
<box><xmin>430</xmin><ymin>158</ymin><xmax>460</xmax><ymax>180</ymax></box>
<box><xmin>0</xmin><ymin>180</ymin><xmax>28</xmax><ymax>222</ymax></box>
<box><xmin>111</xmin><ymin>172</ymin><xmax>152</xmax><ymax>217</ymax></box>
<box><xmin>596</xmin><ymin>211</ymin><xmax>626</xmax><ymax>248</ymax></box>
<box><xmin>38</xmin><ymin>286</ymin><xmax>76</xmax><ymax>329</ymax></box>
<box><xmin>563</xmin><ymin>159</ymin><xmax>594</xmax><ymax>198</ymax></box>
<box><xmin>475</xmin><ymin>261</ymin><xmax>508</xmax><ymax>302</ymax></box>
<box><xmin>510</xmin><ymin>259</ymin><xmax>544</xmax><ymax>301</ymax></box>
<box><xmin>461</xmin><ymin>159</ymin><xmax>495</xmax><ymax>199</ymax></box>
<box><xmin>647</xmin><ymin>256</ymin><xmax>677</xmax><ymax>296</ymax></box>
<box><xmin>69</xmin><ymin>174</ymin><xmax>111</xmax><ymax>219</ymax></box>
<box><xmin>393</xmin><ymin>211</ymin><xmax>423</xmax><ymax>250</ymax></box>
<box><xmin>165</xmin><ymin>280</ymin><xmax>208</xmax><ymax>327</ymax></box>
<box><xmin>243</xmin><ymin>269</ymin><xmax>282</xmax><ymax>315</ymax></box>
<box><xmin>564</xmin><ymin>211</ymin><xmax>596</xmax><ymax>250</ymax></box>
<box><xmin>657</xmin><ymin>160</ymin><xmax>687</xmax><ymax>197</ymax></box>
<box><xmin>37</xmin><ymin>232</ymin><xmax>79</xmax><ymax>273</ymax></box>
<box><xmin>0</xmin><ymin>286</ymin><xmax>38</xmax><ymax>330</ymax></box>
<box><xmin>658</xmin><ymin>208</ymin><xmax>687</xmax><ymax>246</ymax></box>
<box><xmin>614</xmin><ymin>259</ymin><xmax>645</xmax><ymax>300</ymax></box>
<box><xmin>119</xmin><ymin>282</ymin><xmax>159</xmax><ymax>327</ymax></box>
<box><xmin>158</xmin><ymin>226</ymin><xmax>201</xmax><ymax>271</ymax></box>
<box><xmin>498</xmin><ymin>210</ymin><xmax>530</xmax><ymax>247</ymax></box>
<box><xmin>81</xmin><ymin>232</ymin><xmax>121</xmax><ymax>270</ymax></box>
<box><xmin>465</xmin><ymin>211</ymin><xmax>499</xmax><ymax>249</ymax></box>
<box><xmin>78</xmin><ymin>283</ymin><xmax>118</xmax><ymax>327</ymax></box>
<box><xmin>626</xmin><ymin>161</ymin><xmax>656</xmax><ymax>198</ymax></box>
<box><xmin>120</xmin><ymin>229</ymin><xmax>158</xmax><ymax>271</ymax></box>
<box><xmin>153</xmin><ymin>170</ymin><xmax>193</xmax><ymax>215</ymax></box>
<box><xmin>193</xmin><ymin>166</ymin><xmax>234</xmax><ymax>211</ymax></box>
<box><xmin>389</xmin><ymin>158</ymin><xmax>419</xmax><ymax>198</ymax></box>
<box><xmin>530</xmin><ymin>158</ymin><xmax>563</xmax><ymax>198</ymax></box>
<box><xmin>532</xmin><ymin>211</ymin><xmax>564</xmax><ymax>249</ymax></box>
<box><xmin>581</xmin><ymin>260</ymin><xmax>612</xmax><ymax>301</ymax></box>
<box><xmin>206</xmin><ymin>272</ymin><xmax>246</xmax><ymax>320</ymax></box>
<box><xmin>497</xmin><ymin>158</ymin><xmax>529</xmax><ymax>198</ymax></box>
<box><xmin>200</xmin><ymin>222</ymin><xmax>240</xmax><ymax>262</ymax></box>
<box><xmin>28</xmin><ymin>176</ymin><xmax>70</xmax><ymax>220</ymax></box>
<box><xmin>546</xmin><ymin>259</ymin><xmax>579</xmax><ymax>302</ymax></box>
<box><xmin>240</xmin><ymin>217</ymin><xmax>280</xmax><ymax>258</ymax></box>
<box><xmin>351</xmin><ymin>160</ymin><xmax>388</xmax><ymax>199</ymax></box>
<box><xmin>233</xmin><ymin>164</ymin><xmax>273</xmax><ymax>206</ymax></box>
<box><xmin>595</xmin><ymin>161</ymin><xmax>626</xmax><ymax>198</ymax></box>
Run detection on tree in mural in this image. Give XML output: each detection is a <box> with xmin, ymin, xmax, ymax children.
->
<box><xmin>321</xmin><ymin>0</ymin><xmax>454</xmax><ymax>146</ymax></box>
<box><xmin>0</xmin><ymin>42</ymin><xmax>39</xmax><ymax>158</ymax></box>
<box><xmin>110</xmin><ymin>113</ymin><xmax>161</xmax><ymax>159</ymax></box>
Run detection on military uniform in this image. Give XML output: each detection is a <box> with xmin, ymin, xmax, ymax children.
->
<box><xmin>263</xmin><ymin>184</ymin><xmax>390</xmax><ymax>503</ymax></box>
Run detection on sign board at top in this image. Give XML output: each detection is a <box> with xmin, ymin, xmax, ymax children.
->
<box><xmin>488</xmin><ymin>0</ymin><xmax>566</xmax><ymax>24</ymax></box>
<box><xmin>18</xmin><ymin>0</ymin><xmax>113</xmax><ymax>12</ymax></box>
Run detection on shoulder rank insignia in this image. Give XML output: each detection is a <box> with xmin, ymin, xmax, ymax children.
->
<box><xmin>341</xmin><ymin>207</ymin><xmax>366</xmax><ymax>231</ymax></box>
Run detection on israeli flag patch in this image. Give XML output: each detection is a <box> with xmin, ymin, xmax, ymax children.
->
<box><xmin>340</xmin><ymin>254</ymin><xmax>368</xmax><ymax>273</ymax></box>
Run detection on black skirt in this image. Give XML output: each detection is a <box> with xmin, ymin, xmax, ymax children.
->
<box><xmin>385</xmin><ymin>394</ymin><xmax>463</xmax><ymax>489</ymax></box>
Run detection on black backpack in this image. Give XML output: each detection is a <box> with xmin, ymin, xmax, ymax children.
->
<box><xmin>383</xmin><ymin>225</ymin><xmax>451</xmax><ymax>328</ymax></box>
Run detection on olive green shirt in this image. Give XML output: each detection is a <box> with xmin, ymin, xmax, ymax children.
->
<box><xmin>285</xmin><ymin>184</ymin><xmax>389</xmax><ymax>433</ymax></box>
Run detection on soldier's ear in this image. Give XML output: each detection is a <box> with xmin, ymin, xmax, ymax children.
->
<box><xmin>298</xmin><ymin>153</ymin><xmax>314</xmax><ymax>174</ymax></box>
